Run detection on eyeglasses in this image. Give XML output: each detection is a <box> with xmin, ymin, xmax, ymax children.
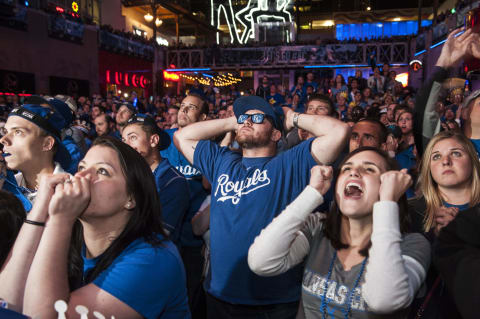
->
<box><xmin>237</xmin><ymin>113</ymin><xmax>267</xmax><ymax>124</ymax></box>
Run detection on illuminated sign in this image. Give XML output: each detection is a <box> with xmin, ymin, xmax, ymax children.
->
<box><xmin>163</xmin><ymin>71</ymin><xmax>180</xmax><ymax>82</ymax></box>
<box><xmin>211</xmin><ymin>0</ymin><xmax>292</xmax><ymax>44</ymax></box>
<box><xmin>105</xmin><ymin>70</ymin><xmax>149</xmax><ymax>88</ymax></box>
<box><xmin>236</xmin><ymin>0</ymin><xmax>292</xmax><ymax>44</ymax></box>
<box><xmin>72</xmin><ymin>1</ymin><xmax>78</xmax><ymax>12</ymax></box>
<box><xmin>396</xmin><ymin>72</ymin><xmax>409</xmax><ymax>87</ymax></box>
<box><xmin>55</xmin><ymin>6</ymin><xmax>64</xmax><ymax>13</ymax></box>
<box><xmin>409</xmin><ymin>59</ymin><xmax>423</xmax><ymax>72</ymax></box>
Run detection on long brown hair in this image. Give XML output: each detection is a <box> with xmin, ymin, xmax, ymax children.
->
<box><xmin>323</xmin><ymin>147</ymin><xmax>410</xmax><ymax>256</ymax></box>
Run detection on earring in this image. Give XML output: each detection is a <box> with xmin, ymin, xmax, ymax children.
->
<box><xmin>126</xmin><ymin>202</ymin><xmax>132</xmax><ymax>209</ymax></box>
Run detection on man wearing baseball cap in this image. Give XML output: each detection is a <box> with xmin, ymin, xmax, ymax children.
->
<box><xmin>174</xmin><ymin>95</ymin><xmax>349</xmax><ymax>317</ymax></box>
<box><xmin>0</xmin><ymin>105</ymin><xmax>71</xmax><ymax>209</ymax></box>
<box><xmin>122</xmin><ymin>113</ymin><xmax>189</xmax><ymax>244</ymax></box>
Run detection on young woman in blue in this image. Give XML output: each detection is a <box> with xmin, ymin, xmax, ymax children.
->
<box><xmin>415</xmin><ymin>131</ymin><xmax>480</xmax><ymax>235</ymax></box>
<box><xmin>409</xmin><ymin>130</ymin><xmax>480</xmax><ymax>318</ymax></box>
<box><xmin>0</xmin><ymin>137</ymin><xmax>190</xmax><ymax>319</ymax></box>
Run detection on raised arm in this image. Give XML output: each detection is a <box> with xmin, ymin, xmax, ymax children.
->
<box><xmin>0</xmin><ymin>174</ymin><xmax>68</xmax><ymax>312</ymax></box>
<box><xmin>285</xmin><ymin>110</ymin><xmax>350</xmax><ymax>165</ymax></box>
<box><xmin>363</xmin><ymin>170</ymin><xmax>430</xmax><ymax>313</ymax></box>
<box><xmin>248</xmin><ymin>166</ymin><xmax>332</xmax><ymax>276</ymax></box>
<box><xmin>173</xmin><ymin>116</ymin><xmax>238</xmax><ymax>164</ymax></box>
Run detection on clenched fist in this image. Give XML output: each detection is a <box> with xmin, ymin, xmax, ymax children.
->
<box><xmin>309</xmin><ymin>165</ymin><xmax>333</xmax><ymax>195</ymax></box>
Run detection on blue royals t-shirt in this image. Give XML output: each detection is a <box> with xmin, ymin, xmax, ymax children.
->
<box><xmin>161</xmin><ymin>128</ymin><xmax>208</xmax><ymax>247</ymax></box>
<box><xmin>193</xmin><ymin>138</ymin><xmax>317</xmax><ymax>305</ymax></box>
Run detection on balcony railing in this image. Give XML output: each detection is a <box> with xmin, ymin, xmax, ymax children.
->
<box><xmin>165</xmin><ymin>42</ymin><xmax>409</xmax><ymax>70</ymax></box>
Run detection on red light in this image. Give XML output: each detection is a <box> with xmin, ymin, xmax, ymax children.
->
<box><xmin>115</xmin><ymin>72</ymin><xmax>122</xmax><ymax>85</ymax></box>
<box><xmin>55</xmin><ymin>6</ymin><xmax>64</xmax><ymax>13</ymax></box>
<box><xmin>124</xmin><ymin>73</ymin><xmax>129</xmax><ymax>86</ymax></box>
<box><xmin>140</xmin><ymin>75</ymin><xmax>145</xmax><ymax>88</ymax></box>
<box><xmin>132</xmin><ymin>74</ymin><xmax>138</xmax><ymax>87</ymax></box>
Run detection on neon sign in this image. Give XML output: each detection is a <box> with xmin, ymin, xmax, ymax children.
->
<box><xmin>106</xmin><ymin>70</ymin><xmax>149</xmax><ymax>88</ymax></box>
<box><xmin>211</xmin><ymin>0</ymin><xmax>292</xmax><ymax>44</ymax></box>
<box><xmin>163</xmin><ymin>71</ymin><xmax>180</xmax><ymax>82</ymax></box>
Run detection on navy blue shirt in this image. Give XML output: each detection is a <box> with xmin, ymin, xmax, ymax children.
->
<box><xmin>266</xmin><ymin>93</ymin><xmax>285</xmax><ymax>107</ymax></box>
<box><xmin>194</xmin><ymin>138</ymin><xmax>317</xmax><ymax>305</ymax></box>
<box><xmin>153</xmin><ymin>159</ymin><xmax>190</xmax><ymax>244</ymax></box>
<box><xmin>161</xmin><ymin>128</ymin><xmax>208</xmax><ymax>247</ymax></box>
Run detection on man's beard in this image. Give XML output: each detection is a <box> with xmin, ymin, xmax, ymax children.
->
<box><xmin>235</xmin><ymin>129</ymin><xmax>272</xmax><ymax>149</ymax></box>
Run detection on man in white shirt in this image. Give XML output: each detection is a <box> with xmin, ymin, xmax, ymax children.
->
<box><xmin>0</xmin><ymin>105</ymin><xmax>71</xmax><ymax>207</ymax></box>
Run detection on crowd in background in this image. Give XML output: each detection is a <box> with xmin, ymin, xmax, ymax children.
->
<box><xmin>0</xmin><ymin>27</ymin><xmax>479</xmax><ymax>319</ymax></box>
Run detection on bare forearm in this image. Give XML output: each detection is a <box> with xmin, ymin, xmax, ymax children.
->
<box><xmin>176</xmin><ymin>117</ymin><xmax>237</xmax><ymax>143</ymax></box>
<box><xmin>0</xmin><ymin>206</ymin><xmax>48</xmax><ymax>312</ymax></box>
<box><xmin>23</xmin><ymin>218</ymin><xmax>73</xmax><ymax>317</ymax></box>
<box><xmin>174</xmin><ymin>116</ymin><xmax>238</xmax><ymax>163</ymax></box>
<box><xmin>297</xmin><ymin>113</ymin><xmax>349</xmax><ymax>139</ymax></box>
<box><xmin>296</xmin><ymin>113</ymin><xmax>350</xmax><ymax>164</ymax></box>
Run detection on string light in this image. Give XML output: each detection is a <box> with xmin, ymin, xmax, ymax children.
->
<box><xmin>178</xmin><ymin>73</ymin><xmax>242</xmax><ymax>87</ymax></box>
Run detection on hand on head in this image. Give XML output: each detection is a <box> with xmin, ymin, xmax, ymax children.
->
<box><xmin>379</xmin><ymin>168</ymin><xmax>412</xmax><ymax>202</ymax></box>
<box><xmin>309</xmin><ymin>165</ymin><xmax>333</xmax><ymax>195</ymax></box>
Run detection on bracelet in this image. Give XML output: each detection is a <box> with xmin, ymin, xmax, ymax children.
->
<box><xmin>293</xmin><ymin>112</ymin><xmax>300</xmax><ymax>128</ymax></box>
<box><xmin>24</xmin><ymin>219</ymin><xmax>46</xmax><ymax>227</ymax></box>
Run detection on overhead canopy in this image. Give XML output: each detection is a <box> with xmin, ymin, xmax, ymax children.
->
<box><xmin>121</xmin><ymin>0</ymin><xmax>221</xmax><ymax>37</ymax></box>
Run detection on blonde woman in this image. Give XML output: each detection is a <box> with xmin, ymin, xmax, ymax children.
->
<box><xmin>411</xmin><ymin>130</ymin><xmax>480</xmax><ymax>235</ymax></box>
<box><xmin>409</xmin><ymin>130</ymin><xmax>480</xmax><ymax>318</ymax></box>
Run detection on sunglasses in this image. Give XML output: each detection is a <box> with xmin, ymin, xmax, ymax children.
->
<box><xmin>237</xmin><ymin>113</ymin><xmax>268</xmax><ymax>124</ymax></box>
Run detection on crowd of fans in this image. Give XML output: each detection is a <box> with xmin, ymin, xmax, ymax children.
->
<box><xmin>0</xmin><ymin>27</ymin><xmax>479</xmax><ymax>319</ymax></box>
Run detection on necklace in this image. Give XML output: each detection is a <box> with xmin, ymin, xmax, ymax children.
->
<box><xmin>320</xmin><ymin>251</ymin><xmax>368</xmax><ymax>319</ymax></box>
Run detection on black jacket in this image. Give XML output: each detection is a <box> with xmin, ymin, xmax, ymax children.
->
<box><xmin>434</xmin><ymin>203</ymin><xmax>480</xmax><ymax>319</ymax></box>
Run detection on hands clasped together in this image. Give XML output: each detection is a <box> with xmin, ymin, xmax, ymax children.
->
<box><xmin>36</xmin><ymin>173</ymin><xmax>91</xmax><ymax>225</ymax></box>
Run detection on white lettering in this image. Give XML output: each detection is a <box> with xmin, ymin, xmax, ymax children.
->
<box><xmin>214</xmin><ymin>169</ymin><xmax>271</xmax><ymax>204</ymax></box>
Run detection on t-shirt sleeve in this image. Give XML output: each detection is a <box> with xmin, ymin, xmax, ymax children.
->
<box><xmin>193</xmin><ymin>140</ymin><xmax>228</xmax><ymax>183</ymax></box>
<box><xmin>92</xmin><ymin>244</ymin><xmax>187</xmax><ymax>319</ymax></box>
<box><xmin>286</xmin><ymin>138</ymin><xmax>318</xmax><ymax>169</ymax></box>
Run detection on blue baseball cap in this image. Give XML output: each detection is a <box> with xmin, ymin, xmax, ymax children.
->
<box><xmin>48</xmin><ymin>98</ymin><xmax>74</xmax><ymax>126</ymax></box>
<box><xmin>233</xmin><ymin>96</ymin><xmax>284</xmax><ymax>132</ymax></box>
<box><xmin>8</xmin><ymin>105</ymin><xmax>72</xmax><ymax>169</ymax></box>
<box><xmin>24</xmin><ymin>95</ymin><xmax>74</xmax><ymax>126</ymax></box>
<box><xmin>125</xmin><ymin>113</ymin><xmax>171</xmax><ymax>151</ymax></box>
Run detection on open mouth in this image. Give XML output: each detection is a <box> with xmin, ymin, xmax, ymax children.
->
<box><xmin>344</xmin><ymin>182</ymin><xmax>363</xmax><ymax>198</ymax></box>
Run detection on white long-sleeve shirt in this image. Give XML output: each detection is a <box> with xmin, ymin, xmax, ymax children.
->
<box><xmin>248</xmin><ymin>186</ymin><xmax>430</xmax><ymax>317</ymax></box>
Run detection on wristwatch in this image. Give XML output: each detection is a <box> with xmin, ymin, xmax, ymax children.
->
<box><xmin>293</xmin><ymin>112</ymin><xmax>300</xmax><ymax>128</ymax></box>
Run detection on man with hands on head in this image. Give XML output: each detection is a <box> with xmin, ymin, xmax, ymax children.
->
<box><xmin>174</xmin><ymin>95</ymin><xmax>350</xmax><ymax>318</ymax></box>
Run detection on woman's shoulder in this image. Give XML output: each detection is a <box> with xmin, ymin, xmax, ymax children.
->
<box><xmin>120</xmin><ymin>236</ymin><xmax>184</xmax><ymax>271</ymax></box>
